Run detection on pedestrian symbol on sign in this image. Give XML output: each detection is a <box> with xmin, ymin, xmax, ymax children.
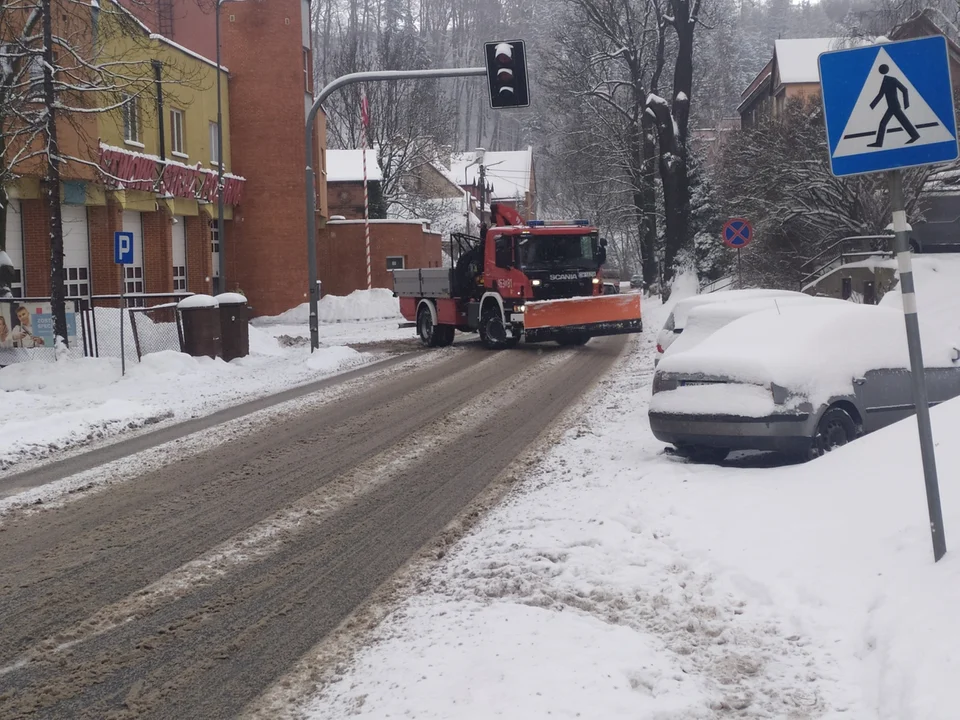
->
<box><xmin>867</xmin><ymin>64</ymin><xmax>920</xmax><ymax>148</ymax></box>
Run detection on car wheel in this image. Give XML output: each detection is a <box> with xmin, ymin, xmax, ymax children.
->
<box><xmin>813</xmin><ymin>406</ymin><xmax>857</xmax><ymax>457</ymax></box>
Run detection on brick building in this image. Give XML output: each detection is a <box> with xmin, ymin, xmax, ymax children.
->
<box><xmin>326</xmin><ymin>149</ymin><xmax>383</xmax><ymax>220</ymax></box>
<box><xmin>738</xmin><ymin>38</ymin><xmax>850</xmax><ymax>129</ymax></box>
<box><xmin>318</xmin><ymin>219</ymin><xmax>443</xmax><ymax>296</ymax></box>
<box><xmin>3</xmin><ymin>0</ymin><xmax>327</xmax><ymax>318</ymax></box>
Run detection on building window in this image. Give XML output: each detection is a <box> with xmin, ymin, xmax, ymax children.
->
<box><xmin>170</xmin><ymin>108</ymin><xmax>186</xmax><ymax>155</ymax></box>
<box><xmin>173</xmin><ymin>265</ymin><xmax>187</xmax><ymax>292</ymax></box>
<box><xmin>209</xmin><ymin>121</ymin><xmax>219</xmax><ymax>165</ymax></box>
<box><xmin>123</xmin><ymin>94</ymin><xmax>141</xmax><ymax>144</ymax></box>
<box><xmin>386</xmin><ymin>256</ymin><xmax>404</xmax><ymax>270</ymax></box>
<box><xmin>63</xmin><ymin>266</ymin><xmax>89</xmax><ymax>298</ymax></box>
<box><xmin>210</xmin><ymin>219</ymin><xmax>220</xmax><ymax>277</ymax></box>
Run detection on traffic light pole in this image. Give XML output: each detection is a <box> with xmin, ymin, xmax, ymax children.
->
<box><xmin>305</xmin><ymin>67</ymin><xmax>486</xmax><ymax>352</ymax></box>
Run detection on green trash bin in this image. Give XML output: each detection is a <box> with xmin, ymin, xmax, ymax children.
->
<box><xmin>215</xmin><ymin>292</ymin><xmax>250</xmax><ymax>362</ymax></box>
<box><xmin>178</xmin><ymin>294</ymin><xmax>221</xmax><ymax>359</ymax></box>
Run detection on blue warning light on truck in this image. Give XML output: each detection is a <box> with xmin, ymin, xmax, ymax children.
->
<box><xmin>819</xmin><ymin>36</ymin><xmax>959</xmax><ymax>177</ymax></box>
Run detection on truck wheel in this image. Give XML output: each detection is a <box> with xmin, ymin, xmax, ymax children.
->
<box><xmin>435</xmin><ymin>325</ymin><xmax>455</xmax><ymax>347</ymax></box>
<box><xmin>417</xmin><ymin>304</ymin><xmax>442</xmax><ymax>347</ymax></box>
<box><xmin>479</xmin><ymin>307</ymin><xmax>510</xmax><ymax>349</ymax></box>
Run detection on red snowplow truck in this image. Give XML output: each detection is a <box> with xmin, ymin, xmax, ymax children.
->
<box><xmin>393</xmin><ymin>204</ymin><xmax>643</xmax><ymax>348</ymax></box>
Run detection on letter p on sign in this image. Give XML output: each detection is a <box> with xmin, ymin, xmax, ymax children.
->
<box><xmin>114</xmin><ymin>231</ymin><xmax>134</xmax><ymax>265</ymax></box>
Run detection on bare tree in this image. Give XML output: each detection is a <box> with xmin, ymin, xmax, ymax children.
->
<box><xmin>717</xmin><ymin>98</ymin><xmax>928</xmax><ymax>288</ymax></box>
<box><xmin>1</xmin><ymin>0</ymin><xmax>204</xmax><ymax>334</ymax></box>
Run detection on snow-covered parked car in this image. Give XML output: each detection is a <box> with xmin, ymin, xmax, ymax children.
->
<box><xmin>649</xmin><ymin>302</ymin><xmax>960</xmax><ymax>462</ymax></box>
<box><xmin>660</xmin><ymin>294</ymin><xmax>845</xmax><ymax>363</ymax></box>
<box><xmin>655</xmin><ymin>288</ymin><xmax>811</xmax><ymax>366</ymax></box>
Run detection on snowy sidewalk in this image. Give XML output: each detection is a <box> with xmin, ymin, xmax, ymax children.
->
<box><xmin>288</xmin><ymin>284</ymin><xmax>960</xmax><ymax>720</ymax></box>
<box><xmin>0</xmin><ymin>289</ymin><xmax>410</xmax><ymax>472</ymax></box>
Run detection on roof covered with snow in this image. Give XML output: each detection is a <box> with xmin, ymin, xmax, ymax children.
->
<box><xmin>326</xmin><ymin>149</ymin><xmax>383</xmax><ymax>183</ymax></box>
<box><xmin>773</xmin><ymin>38</ymin><xmax>846</xmax><ymax>85</ymax></box>
<box><xmin>449</xmin><ymin>148</ymin><xmax>533</xmax><ymax>201</ymax></box>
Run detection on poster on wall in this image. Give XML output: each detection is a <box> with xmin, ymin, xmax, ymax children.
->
<box><xmin>0</xmin><ymin>302</ymin><xmax>77</xmax><ymax>352</ymax></box>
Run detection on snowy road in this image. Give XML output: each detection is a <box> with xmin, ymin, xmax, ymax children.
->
<box><xmin>0</xmin><ymin>335</ymin><xmax>626</xmax><ymax>718</ymax></box>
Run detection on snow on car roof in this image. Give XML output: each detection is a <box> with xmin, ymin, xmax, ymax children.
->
<box><xmin>657</xmin><ymin>303</ymin><xmax>959</xmax><ymax>406</ymax></box>
<box><xmin>669</xmin><ymin>288</ymin><xmax>810</xmax><ymax>329</ymax></box>
<box><xmin>664</xmin><ymin>295</ymin><xmax>844</xmax><ymax>359</ymax></box>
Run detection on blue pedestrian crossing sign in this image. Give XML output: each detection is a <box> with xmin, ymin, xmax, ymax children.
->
<box><xmin>819</xmin><ymin>36</ymin><xmax>958</xmax><ymax>177</ymax></box>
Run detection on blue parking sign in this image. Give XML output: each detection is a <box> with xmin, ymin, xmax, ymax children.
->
<box><xmin>114</xmin><ymin>231</ymin><xmax>134</xmax><ymax>265</ymax></box>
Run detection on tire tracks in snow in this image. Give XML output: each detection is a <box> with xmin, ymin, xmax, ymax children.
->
<box><xmin>0</xmin><ymin>337</ymin><xmax>625</xmax><ymax>718</ymax></box>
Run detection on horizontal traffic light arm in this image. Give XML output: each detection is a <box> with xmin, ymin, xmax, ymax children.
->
<box><xmin>304</xmin><ymin>65</ymin><xmax>488</xmax><ymax>352</ymax></box>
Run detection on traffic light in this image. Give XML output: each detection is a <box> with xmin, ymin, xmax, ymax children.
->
<box><xmin>484</xmin><ymin>40</ymin><xmax>529</xmax><ymax>109</ymax></box>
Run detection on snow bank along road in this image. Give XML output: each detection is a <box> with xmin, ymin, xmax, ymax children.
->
<box><xmin>0</xmin><ymin>335</ymin><xmax>626</xmax><ymax>718</ymax></box>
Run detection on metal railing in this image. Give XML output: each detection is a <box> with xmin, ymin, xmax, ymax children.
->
<box><xmin>0</xmin><ymin>293</ymin><xmax>193</xmax><ymax>367</ymax></box>
<box><xmin>701</xmin><ymin>275</ymin><xmax>735</xmax><ymax>294</ymax></box>
<box><xmin>799</xmin><ymin>235</ymin><xmax>894</xmax><ymax>291</ymax></box>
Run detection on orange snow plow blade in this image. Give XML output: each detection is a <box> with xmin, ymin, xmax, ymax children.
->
<box><xmin>523</xmin><ymin>293</ymin><xmax>642</xmax><ymax>342</ymax></box>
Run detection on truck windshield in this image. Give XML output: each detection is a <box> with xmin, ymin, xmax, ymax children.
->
<box><xmin>517</xmin><ymin>234</ymin><xmax>598</xmax><ymax>270</ymax></box>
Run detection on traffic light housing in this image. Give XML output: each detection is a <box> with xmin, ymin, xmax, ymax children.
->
<box><xmin>485</xmin><ymin>40</ymin><xmax>529</xmax><ymax>109</ymax></box>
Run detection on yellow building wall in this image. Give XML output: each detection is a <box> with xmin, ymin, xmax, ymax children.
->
<box><xmin>96</xmin><ymin>4</ymin><xmax>232</xmax><ymax>176</ymax></box>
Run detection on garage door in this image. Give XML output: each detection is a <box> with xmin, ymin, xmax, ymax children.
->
<box><xmin>4</xmin><ymin>199</ymin><xmax>23</xmax><ymax>296</ymax></box>
<box><xmin>122</xmin><ymin>210</ymin><xmax>144</xmax><ymax>297</ymax></box>
<box><xmin>172</xmin><ymin>217</ymin><xmax>187</xmax><ymax>292</ymax></box>
<box><xmin>62</xmin><ymin>204</ymin><xmax>90</xmax><ymax>297</ymax></box>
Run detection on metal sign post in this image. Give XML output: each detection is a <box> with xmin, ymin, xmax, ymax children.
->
<box><xmin>305</xmin><ymin>67</ymin><xmax>487</xmax><ymax>352</ymax></box>
<box><xmin>820</xmin><ymin>36</ymin><xmax>958</xmax><ymax>562</ymax></box>
<box><xmin>114</xmin><ymin>231</ymin><xmax>133</xmax><ymax>376</ymax></box>
<box><xmin>721</xmin><ymin>217</ymin><xmax>753</xmax><ymax>288</ymax></box>
<box><xmin>889</xmin><ymin>169</ymin><xmax>946</xmax><ymax>560</ymax></box>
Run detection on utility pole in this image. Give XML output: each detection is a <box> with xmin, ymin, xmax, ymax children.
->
<box><xmin>41</xmin><ymin>0</ymin><xmax>67</xmax><ymax>344</ymax></box>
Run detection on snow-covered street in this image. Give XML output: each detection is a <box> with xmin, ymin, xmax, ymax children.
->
<box><xmin>0</xmin><ymin>289</ymin><xmax>408</xmax><ymax>471</ymax></box>
<box><xmin>284</xmin><ymin>277</ymin><xmax>960</xmax><ymax>720</ymax></box>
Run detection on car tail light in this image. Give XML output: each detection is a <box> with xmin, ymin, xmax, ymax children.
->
<box><xmin>656</xmin><ymin>343</ymin><xmax>664</xmax><ymax>354</ymax></box>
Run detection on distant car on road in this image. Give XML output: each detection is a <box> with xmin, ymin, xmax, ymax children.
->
<box><xmin>655</xmin><ymin>289</ymin><xmax>811</xmax><ymax>366</ymax></box>
<box><xmin>649</xmin><ymin>303</ymin><xmax>960</xmax><ymax>463</ymax></box>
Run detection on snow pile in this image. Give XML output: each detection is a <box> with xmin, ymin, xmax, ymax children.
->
<box><xmin>881</xmin><ymin>254</ymin><xmax>960</xmax><ymax>338</ymax></box>
<box><xmin>258</xmin><ymin>289</ymin><xmax>401</xmax><ymax>326</ymax></box>
<box><xmin>0</xmin><ymin>338</ymin><xmax>373</xmax><ymax>469</ymax></box>
<box><xmin>658</xmin><ymin>303</ymin><xmax>959</xmax><ymax>406</ymax></box>
<box><xmin>300</xmin><ymin>299</ymin><xmax>960</xmax><ymax>719</ymax></box>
